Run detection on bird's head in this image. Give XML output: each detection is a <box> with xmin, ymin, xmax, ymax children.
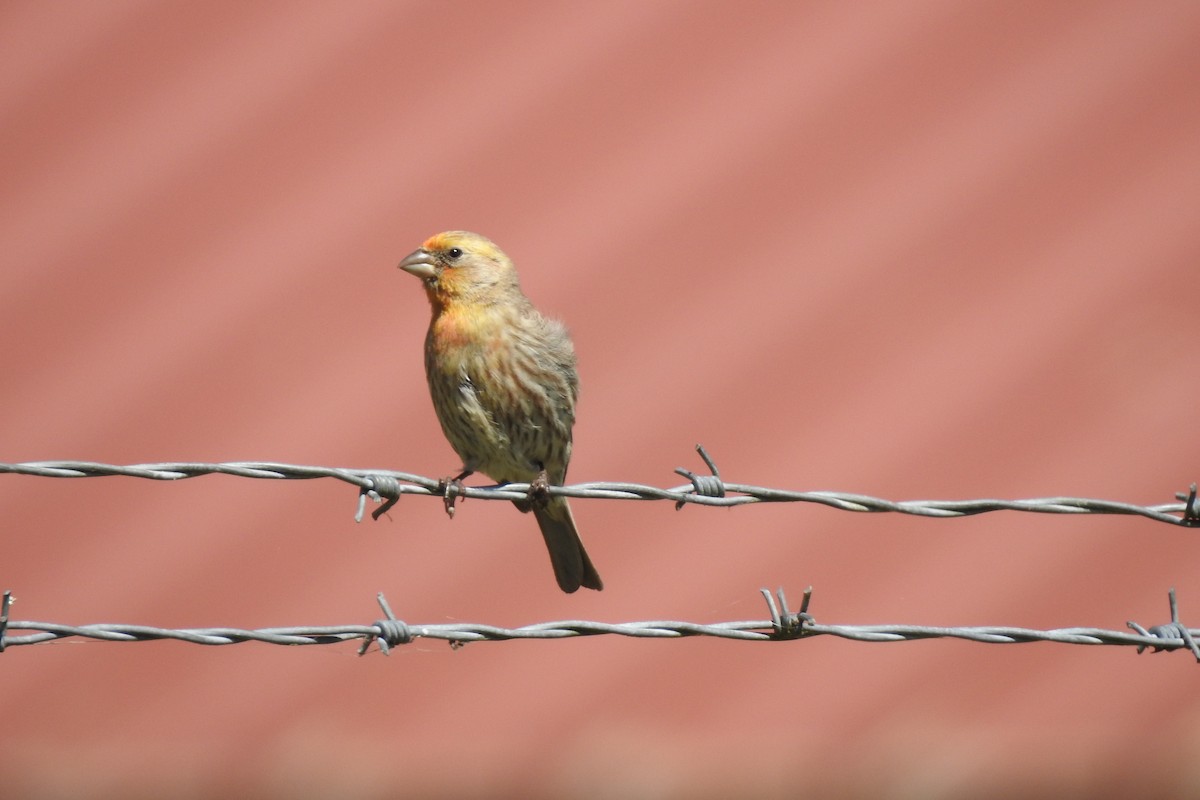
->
<box><xmin>398</xmin><ymin>231</ymin><xmax>520</xmax><ymax>308</ymax></box>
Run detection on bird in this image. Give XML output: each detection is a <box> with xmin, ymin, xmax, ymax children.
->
<box><xmin>398</xmin><ymin>231</ymin><xmax>603</xmax><ymax>593</ymax></box>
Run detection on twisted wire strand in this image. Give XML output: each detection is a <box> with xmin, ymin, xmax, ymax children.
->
<box><xmin>1</xmin><ymin>455</ymin><xmax>1195</xmax><ymax>527</ymax></box>
<box><xmin>0</xmin><ymin>589</ymin><xmax>1195</xmax><ymax>663</ymax></box>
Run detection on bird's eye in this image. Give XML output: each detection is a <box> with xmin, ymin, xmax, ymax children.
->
<box><xmin>447</xmin><ymin>247</ymin><xmax>463</xmax><ymax>260</ymax></box>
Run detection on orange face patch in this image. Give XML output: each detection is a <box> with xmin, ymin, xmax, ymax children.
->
<box><xmin>422</xmin><ymin>231</ymin><xmax>503</xmax><ymax>263</ymax></box>
<box><xmin>421</xmin><ymin>231</ymin><xmax>455</xmax><ymax>252</ymax></box>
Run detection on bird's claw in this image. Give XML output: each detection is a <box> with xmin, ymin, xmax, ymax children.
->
<box><xmin>437</xmin><ymin>477</ymin><xmax>466</xmax><ymax>518</ymax></box>
<box><xmin>526</xmin><ymin>469</ymin><xmax>551</xmax><ymax>509</ymax></box>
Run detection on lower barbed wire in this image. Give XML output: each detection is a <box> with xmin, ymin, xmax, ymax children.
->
<box><xmin>0</xmin><ymin>588</ymin><xmax>1194</xmax><ymax>664</ymax></box>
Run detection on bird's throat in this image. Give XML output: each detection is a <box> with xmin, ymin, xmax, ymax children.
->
<box><xmin>428</xmin><ymin>303</ymin><xmax>496</xmax><ymax>359</ymax></box>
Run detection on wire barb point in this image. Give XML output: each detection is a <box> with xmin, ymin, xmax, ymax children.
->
<box><xmin>674</xmin><ymin>444</ymin><xmax>726</xmax><ymax>510</ymax></box>
<box><xmin>0</xmin><ymin>590</ymin><xmax>12</xmax><ymax>653</ymax></box>
<box><xmin>1126</xmin><ymin>588</ymin><xmax>1200</xmax><ymax>662</ymax></box>
<box><xmin>761</xmin><ymin>585</ymin><xmax>814</xmax><ymax>640</ymax></box>
<box><xmin>359</xmin><ymin>592</ymin><xmax>413</xmax><ymax>656</ymax></box>
<box><xmin>358</xmin><ymin>474</ymin><xmax>402</xmax><ymax>522</ymax></box>
<box><xmin>1179</xmin><ymin>483</ymin><xmax>1200</xmax><ymax>526</ymax></box>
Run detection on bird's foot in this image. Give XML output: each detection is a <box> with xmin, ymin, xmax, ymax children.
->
<box><xmin>438</xmin><ymin>478</ymin><xmax>465</xmax><ymax>517</ymax></box>
<box><xmin>437</xmin><ymin>470</ymin><xmax>472</xmax><ymax>518</ymax></box>
<box><xmin>526</xmin><ymin>469</ymin><xmax>552</xmax><ymax>509</ymax></box>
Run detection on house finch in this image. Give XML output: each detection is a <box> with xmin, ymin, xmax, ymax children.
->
<box><xmin>398</xmin><ymin>231</ymin><xmax>603</xmax><ymax>593</ymax></box>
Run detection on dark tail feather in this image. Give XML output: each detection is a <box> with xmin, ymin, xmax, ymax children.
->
<box><xmin>532</xmin><ymin>498</ymin><xmax>602</xmax><ymax>593</ymax></box>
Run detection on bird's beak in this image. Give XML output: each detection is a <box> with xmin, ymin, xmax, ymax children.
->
<box><xmin>398</xmin><ymin>249</ymin><xmax>437</xmax><ymax>280</ymax></box>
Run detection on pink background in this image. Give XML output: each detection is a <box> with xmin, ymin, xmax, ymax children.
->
<box><xmin>3</xmin><ymin>2</ymin><xmax>1199</xmax><ymax>797</ymax></box>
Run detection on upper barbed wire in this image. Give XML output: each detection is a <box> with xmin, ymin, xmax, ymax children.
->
<box><xmin>1</xmin><ymin>447</ymin><xmax>1196</xmax><ymax>527</ymax></box>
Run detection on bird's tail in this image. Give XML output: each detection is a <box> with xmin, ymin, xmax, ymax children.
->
<box><xmin>532</xmin><ymin>497</ymin><xmax>603</xmax><ymax>593</ymax></box>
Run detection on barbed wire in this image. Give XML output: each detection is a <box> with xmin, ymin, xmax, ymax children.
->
<box><xmin>1</xmin><ymin>447</ymin><xmax>1197</xmax><ymax>526</ymax></box>
<box><xmin>3</xmin><ymin>449</ymin><xmax>1196</xmax><ymax>662</ymax></box>
<box><xmin>1</xmin><ymin>588</ymin><xmax>1196</xmax><ymax>662</ymax></box>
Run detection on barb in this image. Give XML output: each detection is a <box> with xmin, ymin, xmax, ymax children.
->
<box><xmin>1182</xmin><ymin>483</ymin><xmax>1200</xmax><ymax>525</ymax></box>
<box><xmin>0</xmin><ymin>453</ymin><xmax>1195</xmax><ymax>527</ymax></box>
<box><xmin>1</xmin><ymin>588</ymin><xmax>1196</xmax><ymax>663</ymax></box>
<box><xmin>674</xmin><ymin>443</ymin><xmax>725</xmax><ymax>510</ymax></box>
<box><xmin>1128</xmin><ymin>588</ymin><xmax>1200</xmax><ymax>662</ymax></box>
<box><xmin>0</xmin><ymin>591</ymin><xmax>11</xmax><ymax>653</ymax></box>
